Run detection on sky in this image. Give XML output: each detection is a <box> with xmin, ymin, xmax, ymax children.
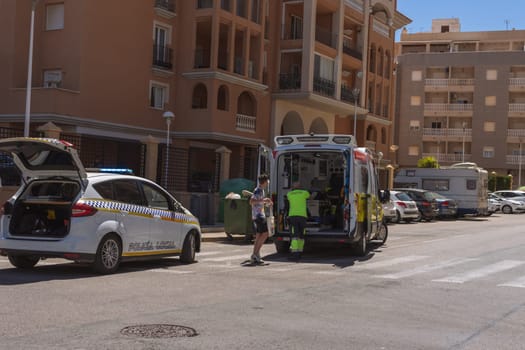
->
<box><xmin>396</xmin><ymin>0</ymin><xmax>525</xmax><ymax>39</ymax></box>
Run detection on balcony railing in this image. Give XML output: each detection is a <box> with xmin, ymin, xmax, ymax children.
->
<box><xmin>506</xmin><ymin>155</ymin><xmax>525</xmax><ymax>164</ymax></box>
<box><xmin>425</xmin><ymin>78</ymin><xmax>475</xmax><ymax>87</ymax></box>
<box><xmin>422</xmin><ymin>153</ymin><xmax>472</xmax><ymax>162</ymax></box>
<box><xmin>315</xmin><ymin>26</ymin><xmax>337</xmax><ymax>48</ymax></box>
<box><xmin>424</xmin><ymin>103</ymin><xmax>473</xmax><ymax>112</ymax></box>
<box><xmin>509</xmin><ymin>103</ymin><xmax>525</xmax><ymax>113</ymax></box>
<box><xmin>340</xmin><ymin>86</ymin><xmax>358</xmax><ymax>103</ymax></box>
<box><xmin>342</xmin><ymin>43</ymin><xmax>362</xmax><ymax>60</ymax></box>
<box><xmin>154</xmin><ymin>0</ymin><xmax>175</xmax><ymax>13</ymax></box>
<box><xmin>152</xmin><ymin>45</ymin><xmax>173</xmax><ymax>69</ymax></box>
<box><xmin>422</xmin><ymin>128</ymin><xmax>472</xmax><ymax>137</ymax></box>
<box><xmin>279</xmin><ymin>73</ymin><xmax>301</xmax><ymax>90</ymax></box>
<box><xmin>507</xmin><ymin>129</ymin><xmax>525</xmax><ymax>137</ymax></box>
<box><xmin>236</xmin><ymin>114</ymin><xmax>256</xmax><ymax>132</ymax></box>
<box><xmin>313</xmin><ymin>76</ymin><xmax>335</xmax><ymax>97</ymax></box>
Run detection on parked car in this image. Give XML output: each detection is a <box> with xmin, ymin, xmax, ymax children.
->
<box><xmin>492</xmin><ymin>190</ymin><xmax>525</xmax><ymax>203</ymax></box>
<box><xmin>382</xmin><ymin>199</ymin><xmax>397</xmax><ymax>223</ymax></box>
<box><xmin>393</xmin><ymin>188</ymin><xmax>438</xmax><ymax>222</ymax></box>
<box><xmin>487</xmin><ymin>196</ymin><xmax>501</xmax><ymax>215</ymax></box>
<box><xmin>488</xmin><ymin>193</ymin><xmax>525</xmax><ymax>214</ymax></box>
<box><xmin>389</xmin><ymin>190</ymin><xmax>419</xmax><ymax>223</ymax></box>
<box><xmin>0</xmin><ymin>138</ymin><xmax>202</xmax><ymax>274</ymax></box>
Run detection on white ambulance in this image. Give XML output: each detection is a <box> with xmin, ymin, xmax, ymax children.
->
<box><xmin>260</xmin><ymin>134</ymin><xmax>389</xmax><ymax>256</ymax></box>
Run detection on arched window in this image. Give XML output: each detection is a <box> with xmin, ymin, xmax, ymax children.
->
<box><xmin>366</xmin><ymin>125</ymin><xmax>377</xmax><ymax>141</ymax></box>
<box><xmin>217</xmin><ymin>85</ymin><xmax>228</xmax><ymax>111</ymax></box>
<box><xmin>237</xmin><ymin>91</ymin><xmax>256</xmax><ymax>116</ymax></box>
<box><xmin>192</xmin><ymin>83</ymin><xmax>208</xmax><ymax>109</ymax></box>
<box><xmin>281</xmin><ymin>111</ymin><xmax>304</xmax><ymax>135</ymax></box>
<box><xmin>309</xmin><ymin>117</ymin><xmax>328</xmax><ymax>134</ymax></box>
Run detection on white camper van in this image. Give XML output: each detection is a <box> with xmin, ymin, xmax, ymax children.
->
<box><xmin>394</xmin><ymin>163</ymin><xmax>489</xmax><ymax>216</ymax></box>
<box><xmin>260</xmin><ymin>134</ymin><xmax>389</xmax><ymax>256</ymax></box>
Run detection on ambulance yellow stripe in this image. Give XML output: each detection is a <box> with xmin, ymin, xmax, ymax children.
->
<box><xmin>123</xmin><ymin>249</ymin><xmax>182</xmax><ymax>257</ymax></box>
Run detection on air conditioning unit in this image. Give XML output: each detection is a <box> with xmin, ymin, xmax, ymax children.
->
<box><xmin>44</xmin><ymin>80</ymin><xmax>61</xmax><ymax>88</ymax></box>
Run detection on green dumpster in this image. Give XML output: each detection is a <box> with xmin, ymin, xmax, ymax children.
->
<box><xmin>218</xmin><ymin>178</ymin><xmax>255</xmax><ymax>222</ymax></box>
<box><xmin>224</xmin><ymin>198</ymin><xmax>254</xmax><ymax>239</ymax></box>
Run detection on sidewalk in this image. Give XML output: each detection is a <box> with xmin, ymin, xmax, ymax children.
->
<box><xmin>200</xmin><ymin>224</ymin><xmax>228</xmax><ymax>242</ymax></box>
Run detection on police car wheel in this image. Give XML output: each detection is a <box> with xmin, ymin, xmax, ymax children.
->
<box><xmin>8</xmin><ymin>254</ymin><xmax>39</xmax><ymax>269</ymax></box>
<box><xmin>93</xmin><ymin>234</ymin><xmax>121</xmax><ymax>274</ymax></box>
<box><xmin>180</xmin><ymin>232</ymin><xmax>196</xmax><ymax>263</ymax></box>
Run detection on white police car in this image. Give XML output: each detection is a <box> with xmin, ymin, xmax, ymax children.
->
<box><xmin>0</xmin><ymin>137</ymin><xmax>201</xmax><ymax>274</ymax></box>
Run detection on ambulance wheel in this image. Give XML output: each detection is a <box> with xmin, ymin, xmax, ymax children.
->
<box><xmin>376</xmin><ymin>222</ymin><xmax>388</xmax><ymax>245</ymax></box>
<box><xmin>354</xmin><ymin>231</ymin><xmax>367</xmax><ymax>256</ymax></box>
<box><xmin>93</xmin><ymin>234</ymin><xmax>121</xmax><ymax>274</ymax></box>
<box><xmin>274</xmin><ymin>240</ymin><xmax>290</xmax><ymax>254</ymax></box>
<box><xmin>8</xmin><ymin>255</ymin><xmax>39</xmax><ymax>269</ymax></box>
<box><xmin>181</xmin><ymin>232</ymin><xmax>197</xmax><ymax>263</ymax></box>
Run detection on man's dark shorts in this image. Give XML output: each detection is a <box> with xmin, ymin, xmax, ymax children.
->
<box><xmin>253</xmin><ymin>216</ymin><xmax>268</xmax><ymax>234</ymax></box>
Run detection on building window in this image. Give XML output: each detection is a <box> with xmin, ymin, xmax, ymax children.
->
<box><xmin>411</xmin><ymin>70</ymin><xmax>422</xmax><ymax>81</ymax></box>
<box><xmin>197</xmin><ymin>0</ymin><xmax>213</xmax><ymax>9</ymax></box>
<box><xmin>43</xmin><ymin>70</ymin><xmax>62</xmax><ymax>88</ymax></box>
<box><xmin>484</xmin><ymin>121</ymin><xmax>496</xmax><ymax>132</ymax></box>
<box><xmin>221</xmin><ymin>0</ymin><xmax>231</xmax><ymax>11</ymax></box>
<box><xmin>217</xmin><ymin>85</ymin><xmax>229</xmax><ymax>111</ymax></box>
<box><xmin>485</xmin><ymin>96</ymin><xmax>496</xmax><ymax>106</ymax></box>
<box><xmin>290</xmin><ymin>15</ymin><xmax>303</xmax><ymax>39</ymax></box>
<box><xmin>408</xmin><ymin>146</ymin><xmax>419</xmax><ymax>156</ymax></box>
<box><xmin>236</xmin><ymin>0</ymin><xmax>247</xmax><ymax>17</ymax></box>
<box><xmin>150</xmin><ymin>82</ymin><xmax>168</xmax><ymax>109</ymax></box>
<box><xmin>251</xmin><ymin>0</ymin><xmax>260</xmax><ymax>23</ymax></box>
<box><xmin>486</xmin><ymin>69</ymin><xmax>498</xmax><ymax>80</ymax></box>
<box><xmin>410</xmin><ymin>96</ymin><xmax>421</xmax><ymax>106</ymax></box>
<box><xmin>192</xmin><ymin>83</ymin><xmax>208</xmax><ymax>109</ymax></box>
<box><xmin>409</xmin><ymin>120</ymin><xmax>420</xmax><ymax>132</ymax></box>
<box><xmin>46</xmin><ymin>3</ymin><xmax>64</xmax><ymax>30</ymax></box>
<box><xmin>483</xmin><ymin>146</ymin><xmax>495</xmax><ymax>158</ymax></box>
<box><xmin>153</xmin><ymin>24</ymin><xmax>172</xmax><ymax>69</ymax></box>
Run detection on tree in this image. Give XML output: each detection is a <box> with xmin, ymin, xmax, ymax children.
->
<box><xmin>417</xmin><ymin>156</ymin><xmax>439</xmax><ymax>168</ymax></box>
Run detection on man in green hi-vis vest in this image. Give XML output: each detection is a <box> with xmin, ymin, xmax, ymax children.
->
<box><xmin>286</xmin><ymin>182</ymin><xmax>310</xmax><ymax>260</ymax></box>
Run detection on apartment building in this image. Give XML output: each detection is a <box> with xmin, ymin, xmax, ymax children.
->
<box><xmin>395</xmin><ymin>19</ymin><xmax>525</xmax><ymax>186</ymax></box>
<box><xmin>0</xmin><ymin>0</ymin><xmax>408</xmax><ymax>219</ymax></box>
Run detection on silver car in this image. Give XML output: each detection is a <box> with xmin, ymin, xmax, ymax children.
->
<box><xmin>389</xmin><ymin>190</ymin><xmax>420</xmax><ymax>223</ymax></box>
<box><xmin>489</xmin><ymin>193</ymin><xmax>525</xmax><ymax>214</ymax></box>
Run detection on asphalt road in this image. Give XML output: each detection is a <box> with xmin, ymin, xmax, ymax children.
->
<box><xmin>1</xmin><ymin>213</ymin><xmax>525</xmax><ymax>349</ymax></box>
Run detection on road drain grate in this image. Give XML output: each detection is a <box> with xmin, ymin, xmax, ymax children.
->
<box><xmin>121</xmin><ymin>324</ymin><xmax>198</xmax><ymax>338</ymax></box>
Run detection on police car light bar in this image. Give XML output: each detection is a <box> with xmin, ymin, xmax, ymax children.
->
<box><xmin>86</xmin><ymin>168</ymin><xmax>134</xmax><ymax>175</ymax></box>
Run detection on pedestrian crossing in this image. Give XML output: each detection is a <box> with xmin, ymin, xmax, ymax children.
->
<box><xmin>3</xmin><ymin>252</ymin><xmax>525</xmax><ymax>288</ymax></box>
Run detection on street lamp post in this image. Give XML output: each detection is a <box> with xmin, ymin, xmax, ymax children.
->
<box><xmin>519</xmin><ymin>139</ymin><xmax>523</xmax><ymax>188</ymax></box>
<box><xmin>462</xmin><ymin>122</ymin><xmax>467</xmax><ymax>163</ymax></box>
<box><xmin>491</xmin><ymin>171</ymin><xmax>497</xmax><ymax>192</ymax></box>
<box><xmin>162</xmin><ymin>111</ymin><xmax>174</xmax><ymax>189</ymax></box>
<box><xmin>352</xmin><ymin>88</ymin><xmax>360</xmax><ymax>145</ymax></box>
<box><xmin>508</xmin><ymin>174</ymin><xmax>513</xmax><ymax>190</ymax></box>
<box><xmin>24</xmin><ymin>0</ymin><xmax>39</xmax><ymax>137</ymax></box>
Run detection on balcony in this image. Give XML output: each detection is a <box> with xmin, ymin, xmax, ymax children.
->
<box><xmin>152</xmin><ymin>45</ymin><xmax>173</xmax><ymax>70</ymax></box>
<box><xmin>315</xmin><ymin>26</ymin><xmax>337</xmax><ymax>49</ymax></box>
<box><xmin>154</xmin><ymin>0</ymin><xmax>176</xmax><ymax>18</ymax></box>
<box><xmin>279</xmin><ymin>73</ymin><xmax>301</xmax><ymax>91</ymax></box>
<box><xmin>506</xmin><ymin>155</ymin><xmax>525</xmax><ymax>165</ymax></box>
<box><xmin>313</xmin><ymin>76</ymin><xmax>335</xmax><ymax>97</ymax></box>
<box><xmin>507</xmin><ymin>129</ymin><xmax>525</xmax><ymax>138</ymax></box>
<box><xmin>424</xmin><ymin>103</ymin><xmax>473</xmax><ymax>116</ymax></box>
<box><xmin>422</xmin><ymin>128</ymin><xmax>472</xmax><ymax>137</ymax></box>
<box><xmin>344</xmin><ymin>0</ymin><xmax>363</xmax><ymax>12</ymax></box>
<box><xmin>425</xmin><ymin>78</ymin><xmax>475</xmax><ymax>87</ymax></box>
<box><xmin>509</xmin><ymin>103</ymin><xmax>525</xmax><ymax>113</ymax></box>
<box><xmin>236</xmin><ymin>114</ymin><xmax>256</xmax><ymax>133</ymax></box>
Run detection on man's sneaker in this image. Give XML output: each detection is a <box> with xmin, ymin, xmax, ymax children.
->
<box><xmin>250</xmin><ymin>254</ymin><xmax>258</xmax><ymax>264</ymax></box>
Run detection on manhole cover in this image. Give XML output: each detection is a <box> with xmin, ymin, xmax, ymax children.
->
<box><xmin>121</xmin><ymin>324</ymin><xmax>198</xmax><ymax>338</ymax></box>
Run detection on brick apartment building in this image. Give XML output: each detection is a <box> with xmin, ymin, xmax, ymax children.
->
<box><xmin>395</xmin><ymin>19</ymin><xmax>525</xmax><ymax>187</ymax></box>
<box><xmin>0</xmin><ymin>0</ymin><xmax>408</xmax><ymax>220</ymax></box>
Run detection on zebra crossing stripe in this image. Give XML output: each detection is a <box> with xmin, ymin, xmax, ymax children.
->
<box><xmin>356</xmin><ymin>255</ymin><xmax>429</xmax><ymax>270</ymax></box>
<box><xmin>150</xmin><ymin>268</ymin><xmax>193</xmax><ymax>274</ymax></box>
<box><xmin>433</xmin><ymin>260</ymin><xmax>525</xmax><ymax>284</ymax></box>
<box><xmin>498</xmin><ymin>275</ymin><xmax>525</xmax><ymax>288</ymax></box>
<box><xmin>376</xmin><ymin>258</ymin><xmax>477</xmax><ymax>279</ymax></box>
<box><xmin>202</xmin><ymin>254</ymin><xmax>251</xmax><ymax>262</ymax></box>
